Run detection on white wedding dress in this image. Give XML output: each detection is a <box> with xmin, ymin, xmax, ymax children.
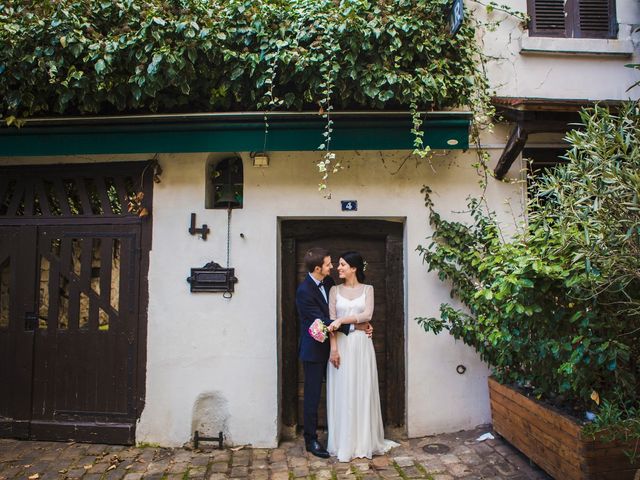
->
<box><xmin>326</xmin><ymin>284</ymin><xmax>399</xmax><ymax>462</ymax></box>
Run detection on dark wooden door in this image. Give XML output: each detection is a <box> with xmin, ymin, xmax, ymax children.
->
<box><xmin>0</xmin><ymin>225</ymin><xmax>142</xmax><ymax>443</ymax></box>
<box><xmin>0</xmin><ymin>162</ymin><xmax>152</xmax><ymax>444</ymax></box>
<box><xmin>281</xmin><ymin>220</ymin><xmax>405</xmax><ymax>433</ymax></box>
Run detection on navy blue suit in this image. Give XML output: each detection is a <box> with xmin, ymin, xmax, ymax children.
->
<box><xmin>296</xmin><ymin>274</ymin><xmax>349</xmax><ymax>443</ymax></box>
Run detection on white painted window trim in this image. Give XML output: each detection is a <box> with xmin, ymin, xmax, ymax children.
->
<box><xmin>519</xmin><ymin>32</ymin><xmax>634</xmax><ymax>57</ymax></box>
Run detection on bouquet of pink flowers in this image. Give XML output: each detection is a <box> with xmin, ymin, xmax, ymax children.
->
<box><xmin>308</xmin><ymin>318</ymin><xmax>329</xmax><ymax>343</ymax></box>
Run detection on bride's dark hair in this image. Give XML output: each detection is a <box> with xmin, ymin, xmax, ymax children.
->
<box><xmin>340</xmin><ymin>251</ymin><xmax>366</xmax><ymax>283</ymax></box>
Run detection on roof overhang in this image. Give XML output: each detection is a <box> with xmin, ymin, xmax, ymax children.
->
<box><xmin>490</xmin><ymin>97</ymin><xmax>624</xmax><ymax>179</ymax></box>
<box><xmin>0</xmin><ymin>111</ymin><xmax>472</xmax><ymax>157</ymax></box>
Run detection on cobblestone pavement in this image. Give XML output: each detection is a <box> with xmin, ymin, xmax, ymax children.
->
<box><xmin>0</xmin><ymin>426</ymin><xmax>551</xmax><ymax>480</ymax></box>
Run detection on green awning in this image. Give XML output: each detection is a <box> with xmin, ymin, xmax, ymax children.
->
<box><xmin>0</xmin><ymin>111</ymin><xmax>471</xmax><ymax>157</ymax></box>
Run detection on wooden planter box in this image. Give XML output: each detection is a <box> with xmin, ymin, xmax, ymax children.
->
<box><xmin>489</xmin><ymin>377</ymin><xmax>640</xmax><ymax>480</ymax></box>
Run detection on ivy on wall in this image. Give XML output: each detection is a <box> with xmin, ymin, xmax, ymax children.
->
<box><xmin>0</xmin><ymin>0</ymin><xmax>485</xmax><ymax>119</ymax></box>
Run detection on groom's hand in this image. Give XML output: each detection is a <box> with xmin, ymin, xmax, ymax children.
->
<box><xmin>330</xmin><ymin>350</ymin><xmax>340</xmax><ymax>369</ymax></box>
<box><xmin>355</xmin><ymin>322</ymin><xmax>373</xmax><ymax>338</ymax></box>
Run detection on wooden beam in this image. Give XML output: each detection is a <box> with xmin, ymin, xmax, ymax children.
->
<box><xmin>494</xmin><ymin>122</ymin><xmax>528</xmax><ymax>179</ymax></box>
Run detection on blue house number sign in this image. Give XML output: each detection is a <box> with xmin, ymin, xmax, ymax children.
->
<box><xmin>341</xmin><ymin>200</ymin><xmax>358</xmax><ymax>212</ymax></box>
<box><xmin>449</xmin><ymin>0</ymin><xmax>464</xmax><ymax>37</ymax></box>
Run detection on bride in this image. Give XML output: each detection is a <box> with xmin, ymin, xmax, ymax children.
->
<box><xmin>326</xmin><ymin>251</ymin><xmax>398</xmax><ymax>462</ymax></box>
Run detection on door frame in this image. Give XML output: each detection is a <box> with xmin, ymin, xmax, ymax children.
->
<box><xmin>279</xmin><ymin>218</ymin><xmax>406</xmax><ymax>438</ymax></box>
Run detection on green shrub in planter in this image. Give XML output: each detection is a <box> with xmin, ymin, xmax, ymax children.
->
<box><xmin>416</xmin><ymin>101</ymin><xmax>639</xmax><ymax>448</ymax></box>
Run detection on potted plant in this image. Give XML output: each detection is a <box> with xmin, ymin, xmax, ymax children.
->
<box><xmin>416</xmin><ymin>102</ymin><xmax>640</xmax><ymax>480</ymax></box>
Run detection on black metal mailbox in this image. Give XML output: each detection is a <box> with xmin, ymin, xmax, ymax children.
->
<box><xmin>187</xmin><ymin>262</ymin><xmax>238</xmax><ymax>293</ymax></box>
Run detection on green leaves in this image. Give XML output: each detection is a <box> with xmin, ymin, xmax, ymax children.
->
<box><xmin>0</xmin><ymin>0</ymin><xmax>481</xmax><ymax>119</ymax></box>
<box><xmin>416</xmin><ymin>126</ymin><xmax>640</xmax><ymax>421</ymax></box>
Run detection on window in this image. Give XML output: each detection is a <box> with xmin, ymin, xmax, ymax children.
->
<box><xmin>527</xmin><ymin>0</ymin><xmax>617</xmax><ymax>39</ymax></box>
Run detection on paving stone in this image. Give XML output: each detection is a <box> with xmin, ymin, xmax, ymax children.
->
<box><xmin>123</xmin><ymin>474</ymin><xmax>144</xmax><ymax>480</ymax></box>
<box><xmin>231</xmin><ymin>466</ymin><xmax>250</xmax><ymax>477</ymax></box>
<box><xmin>207</xmin><ymin>474</ymin><xmax>230</xmax><ymax>480</ymax></box>
<box><xmin>378</xmin><ymin>470</ymin><xmax>401</xmax><ymax>479</ymax></box>
<box><xmin>289</xmin><ymin>456</ymin><xmax>308</xmax><ymax>468</ymax></box>
<box><xmin>506</xmin><ymin>453</ymin><xmax>533</xmax><ymax>470</ymax></box>
<box><xmin>271</xmin><ymin>471</ymin><xmax>290</xmax><ymax>480</ymax></box>
<box><xmin>269</xmin><ymin>461</ymin><xmax>289</xmax><ymax>472</ymax></box>
<box><xmin>432</xmin><ymin>475</ymin><xmax>454</xmax><ymax>480</ymax></box>
<box><xmin>338</xmin><ymin>474</ymin><xmax>356</xmax><ymax>480</ymax></box>
<box><xmin>209</xmin><ymin>462</ymin><xmax>230</xmax><ymax>473</ymax></box>
<box><xmin>371</xmin><ymin>456</ymin><xmax>390</xmax><ymax>469</ymax></box>
<box><xmin>441</xmin><ymin>454</ymin><xmax>463</xmax><ymax>465</ymax></box>
<box><xmin>315</xmin><ymin>469</ymin><xmax>333</xmax><ymax>480</ymax></box>
<box><xmin>191</xmin><ymin>455</ymin><xmax>212</xmax><ymax>466</ymax></box>
<box><xmin>401</xmin><ymin>466</ymin><xmax>424</xmax><ymax>478</ymax></box>
<box><xmin>252</xmin><ymin>450</ymin><xmax>269</xmax><ymax>460</ymax></box>
<box><xmin>456</xmin><ymin>452</ymin><xmax>483</xmax><ymax>466</ymax></box>
<box><xmin>293</xmin><ymin>466</ymin><xmax>310</xmax><ymax>477</ymax></box>
<box><xmin>334</xmin><ymin>462</ymin><xmax>352</xmax><ymax>474</ymax></box>
<box><xmin>249</xmin><ymin>471</ymin><xmax>269</xmax><ymax>480</ymax></box>
<box><xmin>251</xmin><ymin>460</ymin><xmax>269</xmax><ymax>470</ymax></box>
<box><xmin>190</xmin><ymin>466</ymin><xmax>209</xmax><ymax>478</ymax></box>
<box><xmin>493</xmin><ymin>459</ymin><xmax>520</xmax><ymax>476</ymax></box>
<box><xmin>143</xmin><ymin>474</ymin><xmax>165</xmax><ymax>480</ymax></box>
<box><xmin>391</xmin><ymin>456</ymin><xmax>413</xmax><ymax>467</ymax></box>
<box><xmin>270</xmin><ymin>450</ymin><xmax>287</xmax><ymax>462</ymax></box>
<box><xmin>446</xmin><ymin>463</ymin><xmax>473</xmax><ymax>478</ymax></box>
<box><xmin>470</xmin><ymin>443</ymin><xmax>493</xmax><ymax>455</ymax></box>
<box><xmin>352</xmin><ymin>462</ymin><xmax>370</xmax><ymax>472</ymax></box>
<box><xmin>167</xmin><ymin>461</ymin><xmax>190</xmax><ymax>473</ymax></box>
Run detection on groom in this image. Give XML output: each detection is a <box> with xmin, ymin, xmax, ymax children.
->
<box><xmin>296</xmin><ymin>247</ymin><xmax>372</xmax><ymax>458</ymax></box>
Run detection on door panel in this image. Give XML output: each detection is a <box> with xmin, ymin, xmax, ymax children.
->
<box><xmin>0</xmin><ymin>227</ymin><xmax>36</xmax><ymax>439</ymax></box>
<box><xmin>29</xmin><ymin>226</ymin><xmax>140</xmax><ymax>443</ymax></box>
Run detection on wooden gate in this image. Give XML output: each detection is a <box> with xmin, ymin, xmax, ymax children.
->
<box><xmin>0</xmin><ymin>162</ymin><xmax>152</xmax><ymax>444</ymax></box>
<box><xmin>281</xmin><ymin>220</ymin><xmax>405</xmax><ymax>433</ymax></box>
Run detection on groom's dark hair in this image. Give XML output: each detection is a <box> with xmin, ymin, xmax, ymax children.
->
<box><xmin>304</xmin><ymin>247</ymin><xmax>330</xmax><ymax>273</ymax></box>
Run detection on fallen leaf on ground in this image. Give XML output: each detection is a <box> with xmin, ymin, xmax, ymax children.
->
<box><xmin>28</xmin><ymin>474</ymin><xmax>40</xmax><ymax>480</ymax></box>
<box><xmin>229</xmin><ymin>445</ymin><xmax>245</xmax><ymax>451</ymax></box>
<box><xmin>125</xmin><ymin>465</ymin><xmax>132</xmax><ymax>470</ymax></box>
<box><xmin>106</xmin><ymin>465</ymin><xmax>116</xmax><ymax>471</ymax></box>
<box><xmin>83</xmin><ymin>464</ymin><xmax>93</xmax><ymax>470</ymax></box>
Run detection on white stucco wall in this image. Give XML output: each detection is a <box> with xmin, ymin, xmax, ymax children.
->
<box><xmin>478</xmin><ymin>0</ymin><xmax>640</xmax><ymax>100</ymax></box>
<box><xmin>0</xmin><ymin>140</ymin><xmax>525</xmax><ymax>447</ymax></box>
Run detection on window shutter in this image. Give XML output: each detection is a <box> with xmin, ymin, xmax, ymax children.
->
<box><xmin>528</xmin><ymin>0</ymin><xmax>566</xmax><ymax>37</ymax></box>
<box><xmin>528</xmin><ymin>0</ymin><xmax>617</xmax><ymax>39</ymax></box>
<box><xmin>576</xmin><ymin>0</ymin><xmax>617</xmax><ymax>38</ymax></box>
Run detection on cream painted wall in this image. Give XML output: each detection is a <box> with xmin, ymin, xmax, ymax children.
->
<box><xmin>476</xmin><ymin>0</ymin><xmax>640</xmax><ymax>100</ymax></box>
<box><xmin>0</xmin><ymin>137</ymin><xmax>525</xmax><ymax>446</ymax></box>
<box><xmin>0</xmin><ymin>129</ymin><xmax>525</xmax><ymax>447</ymax></box>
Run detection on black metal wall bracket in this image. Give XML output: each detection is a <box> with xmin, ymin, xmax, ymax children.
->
<box><xmin>194</xmin><ymin>430</ymin><xmax>224</xmax><ymax>449</ymax></box>
<box><xmin>189</xmin><ymin>212</ymin><xmax>210</xmax><ymax>240</ymax></box>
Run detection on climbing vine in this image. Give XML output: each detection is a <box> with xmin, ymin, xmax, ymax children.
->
<box><xmin>0</xmin><ymin>0</ymin><xmax>499</xmax><ymax>187</ymax></box>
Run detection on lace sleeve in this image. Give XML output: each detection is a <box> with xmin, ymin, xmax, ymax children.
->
<box><xmin>355</xmin><ymin>285</ymin><xmax>374</xmax><ymax>323</ymax></box>
<box><xmin>329</xmin><ymin>286</ymin><xmax>338</xmax><ymax>321</ymax></box>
